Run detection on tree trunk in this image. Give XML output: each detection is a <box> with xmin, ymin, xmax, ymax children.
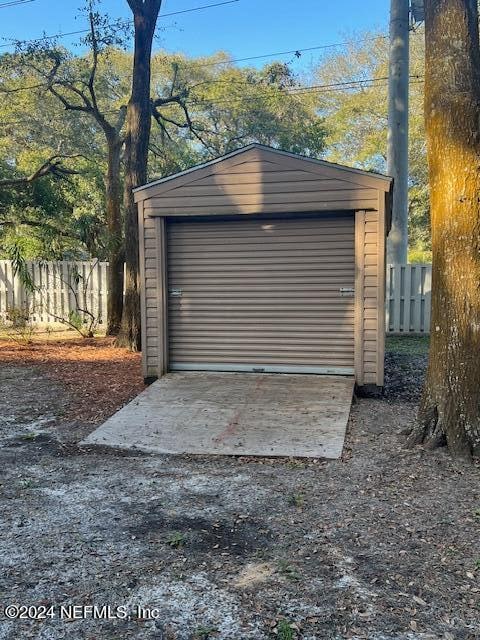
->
<box><xmin>105</xmin><ymin>134</ymin><xmax>124</xmax><ymax>335</ymax></box>
<box><xmin>116</xmin><ymin>0</ymin><xmax>162</xmax><ymax>351</ymax></box>
<box><xmin>407</xmin><ymin>0</ymin><xmax>480</xmax><ymax>459</ymax></box>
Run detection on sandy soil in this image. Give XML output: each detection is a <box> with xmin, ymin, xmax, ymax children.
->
<box><xmin>0</xmin><ymin>336</ymin><xmax>479</xmax><ymax>640</ymax></box>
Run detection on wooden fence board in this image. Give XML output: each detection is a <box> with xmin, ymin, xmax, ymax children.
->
<box><xmin>0</xmin><ymin>260</ymin><xmax>109</xmax><ymax>327</ymax></box>
<box><xmin>386</xmin><ymin>263</ymin><xmax>432</xmax><ymax>334</ymax></box>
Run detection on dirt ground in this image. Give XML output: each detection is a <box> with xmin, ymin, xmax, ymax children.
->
<box><xmin>0</xmin><ymin>334</ymin><xmax>479</xmax><ymax>640</ymax></box>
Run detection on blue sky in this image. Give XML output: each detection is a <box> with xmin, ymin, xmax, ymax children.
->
<box><xmin>1</xmin><ymin>0</ymin><xmax>389</xmax><ymax>67</ymax></box>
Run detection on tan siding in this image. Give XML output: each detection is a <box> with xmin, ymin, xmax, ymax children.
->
<box><xmin>143</xmin><ymin>216</ymin><xmax>159</xmax><ymax>376</ymax></box>
<box><xmin>144</xmin><ymin>227</ymin><xmax>156</xmax><ymax>239</ymax></box>
<box><xmin>192</xmin><ymin>171</ymin><xmax>341</xmax><ymax>185</ymax></box>
<box><xmin>138</xmin><ymin>200</ymin><xmax>148</xmax><ymax>377</ymax></box>
<box><xmin>362</xmin><ymin>210</ymin><xmax>379</xmax><ymax>383</ymax></box>
<box><xmin>376</xmin><ymin>193</ymin><xmax>387</xmax><ymax>386</ymax></box>
<box><xmin>145</xmin><ymin>189</ymin><xmax>377</xmax><ymax>210</ymax></box>
<box><xmin>229</xmin><ymin>149</ymin><xmax>391</xmax><ymax>190</ymax></box>
<box><xmin>354</xmin><ymin>211</ymin><xmax>365</xmax><ymax>384</ymax></box>
<box><xmin>145</xmin><ymin>199</ymin><xmax>378</xmax><ymax>217</ymax></box>
<box><xmin>167</xmin><ymin>214</ymin><xmax>356</xmax><ymax>374</ymax></box>
<box><xmin>142</xmin><ymin>149</ymin><xmax>383</xmax><ymax>218</ymax></box>
<box><xmin>177</xmin><ymin>178</ymin><xmax>361</xmax><ymax>193</ymax></box>
<box><xmin>216</xmin><ymin>160</ymin><xmax>280</xmax><ymax>173</ymax></box>
<box><xmin>157</xmin><ymin>217</ymin><xmax>169</xmax><ymax>375</ymax></box>
<box><xmin>135</xmin><ymin>146</ymin><xmax>391</xmax><ymax>203</ymax></box>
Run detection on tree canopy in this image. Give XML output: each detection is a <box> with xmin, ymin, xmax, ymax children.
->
<box><xmin>1</xmin><ymin>30</ymin><xmax>431</xmax><ymax>263</ymax></box>
<box><xmin>0</xmin><ymin>46</ymin><xmax>327</xmax><ymax>261</ymax></box>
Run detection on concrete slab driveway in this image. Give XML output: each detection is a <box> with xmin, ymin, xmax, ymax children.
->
<box><xmin>82</xmin><ymin>372</ymin><xmax>354</xmax><ymax>459</ymax></box>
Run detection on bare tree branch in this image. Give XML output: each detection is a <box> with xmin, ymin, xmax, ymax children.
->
<box><xmin>38</xmin><ymin>34</ymin><xmax>127</xmax><ymax>138</ymax></box>
<box><xmin>0</xmin><ymin>155</ymin><xmax>80</xmax><ymax>188</ymax></box>
<box><xmin>87</xmin><ymin>7</ymin><xmax>101</xmax><ymax>114</ymax></box>
<box><xmin>0</xmin><ymin>82</ymin><xmax>47</xmax><ymax>94</ymax></box>
<box><xmin>151</xmin><ymin>93</ymin><xmax>185</xmax><ymax>109</ymax></box>
<box><xmin>150</xmin><ymin>81</ymin><xmax>218</xmax><ymax>154</ymax></box>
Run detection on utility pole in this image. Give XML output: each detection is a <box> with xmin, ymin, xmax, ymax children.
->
<box><xmin>387</xmin><ymin>0</ymin><xmax>410</xmax><ymax>263</ymax></box>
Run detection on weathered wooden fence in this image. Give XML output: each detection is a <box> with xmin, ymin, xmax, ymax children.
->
<box><xmin>0</xmin><ymin>260</ymin><xmax>108</xmax><ymax>325</ymax></box>
<box><xmin>0</xmin><ymin>260</ymin><xmax>432</xmax><ymax>334</ymax></box>
<box><xmin>386</xmin><ymin>263</ymin><xmax>432</xmax><ymax>334</ymax></box>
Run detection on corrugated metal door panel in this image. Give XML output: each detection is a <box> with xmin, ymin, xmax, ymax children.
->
<box><xmin>167</xmin><ymin>214</ymin><xmax>355</xmax><ymax>374</ymax></box>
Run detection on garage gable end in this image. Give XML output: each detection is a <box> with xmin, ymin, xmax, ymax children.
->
<box><xmin>135</xmin><ymin>145</ymin><xmax>389</xmax><ymax>216</ymax></box>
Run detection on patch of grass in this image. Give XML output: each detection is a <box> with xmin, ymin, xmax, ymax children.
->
<box><xmin>19</xmin><ymin>478</ymin><xmax>34</xmax><ymax>489</ymax></box>
<box><xmin>193</xmin><ymin>625</ymin><xmax>219</xmax><ymax>639</ymax></box>
<box><xmin>386</xmin><ymin>335</ymin><xmax>430</xmax><ymax>356</ymax></box>
<box><xmin>275</xmin><ymin>619</ymin><xmax>296</xmax><ymax>640</ymax></box>
<box><xmin>286</xmin><ymin>460</ymin><xmax>305</xmax><ymax>469</ymax></box>
<box><xmin>276</xmin><ymin>560</ymin><xmax>301</xmax><ymax>582</ymax></box>
<box><xmin>20</xmin><ymin>432</ymin><xmax>37</xmax><ymax>441</ymax></box>
<box><xmin>473</xmin><ymin>508</ymin><xmax>480</xmax><ymax>520</ymax></box>
<box><xmin>288</xmin><ymin>493</ymin><xmax>305</xmax><ymax>508</ymax></box>
<box><xmin>166</xmin><ymin>531</ymin><xmax>186</xmax><ymax>548</ymax></box>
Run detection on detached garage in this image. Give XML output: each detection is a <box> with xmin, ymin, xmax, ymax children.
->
<box><xmin>134</xmin><ymin>144</ymin><xmax>392</xmax><ymax>390</ymax></box>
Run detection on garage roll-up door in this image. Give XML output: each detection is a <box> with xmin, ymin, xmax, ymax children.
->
<box><xmin>167</xmin><ymin>214</ymin><xmax>355</xmax><ymax>374</ymax></box>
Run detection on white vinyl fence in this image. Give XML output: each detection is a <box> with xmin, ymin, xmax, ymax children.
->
<box><xmin>0</xmin><ymin>260</ymin><xmax>432</xmax><ymax>334</ymax></box>
<box><xmin>386</xmin><ymin>263</ymin><xmax>432</xmax><ymax>334</ymax></box>
<box><xmin>0</xmin><ymin>260</ymin><xmax>108</xmax><ymax>326</ymax></box>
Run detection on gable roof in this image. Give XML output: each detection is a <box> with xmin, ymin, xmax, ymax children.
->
<box><xmin>133</xmin><ymin>143</ymin><xmax>392</xmax><ymax>201</ymax></box>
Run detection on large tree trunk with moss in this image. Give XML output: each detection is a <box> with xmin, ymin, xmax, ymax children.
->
<box><xmin>407</xmin><ymin>0</ymin><xmax>480</xmax><ymax>459</ymax></box>
<box><xmin>116</xmin><ymin>0</ymin><xmax>162</xmax><ymax>350</ymax></box>
<box><xmin>105</xmin><ymin>134</ymin><xmax>124</xmax><ymax>335</ymax></box>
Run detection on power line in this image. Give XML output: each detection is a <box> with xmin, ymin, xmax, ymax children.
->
<box><xmin>0</xmin><ymin>73</ymin><xmax>424</xmax><ymax>97</ymax></box>
<box><xmin>161</xmin><ymin>0</ymin><xmax>239</xmax><ymax>18</ymax></box>
<box><xmin>0</xmin><ymin>29</ymin><xmax>403</xmax><ymax>96</ymax></box>
<box><xmin>189</xmin><ymin>77</ymin><xmax>392</xmax><ymax>105</ymax></box>
<box><xmin>0</xmin><ymin>0</ymin><xmax>34</xmax><ymax>8</ymax></box>
<box><xmin>162</xmin><ymin>29</ymin><xmax>420</xmax><ymax>70</ymax></box>
<box><xmin>0</xmin><ymin>76</ymin><xmax>425</xmax><ymax>126</ymax></box>
<box><xmin>111</xmin><ymin>35</ymin><xmax>392</xmax><ymax>84</ymax></box>
<box><xmin>187</xmin><ymin>76</ymin><xmax>425</xmax><ymax>107</ymax></box>
<box><xmin>0</xmin><ymin>32</ymin><xmax>394</xmax><ymax>94</ymax></box>
<box><xmin>192</xmin><ymin>37</ymin><xmax>389</xmax><ymax>68</ymax></box>
<box><xmin>0</xmin><ymin>0</ymin><xmax>239</xmax><ymax>48</ymax></box>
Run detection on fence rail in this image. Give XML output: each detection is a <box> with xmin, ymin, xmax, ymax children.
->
<box><xmin>0</xmin><ymin>260</ymin><xmax>108</xmax><ymax>326</ymax></box>
<box><xmin>0</xmin><ymin>260</ymin><xmax>432</xmax><ymax>334</ymax></box>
